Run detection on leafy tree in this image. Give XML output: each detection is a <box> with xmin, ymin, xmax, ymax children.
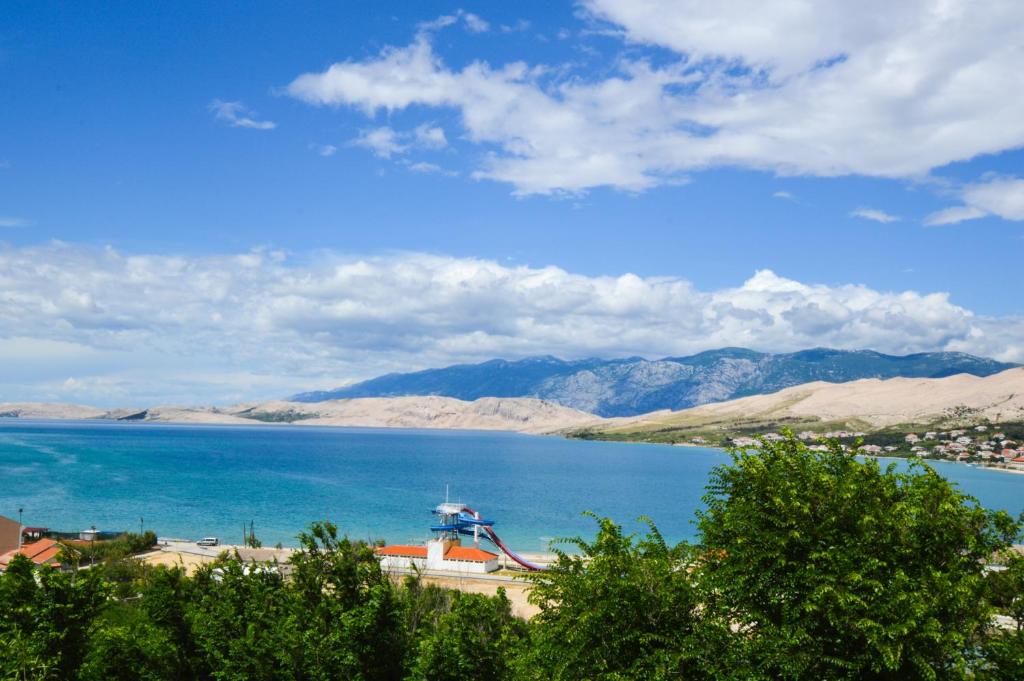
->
<box><xmin>286</xmin><ymin>521</ymin><xmax>406</xmax><ymax>680</ymax></box>
<box><xmin>78</xmin><ymin>606</ymin><xmax>179</xmax><ymax>681</ymax></box>
<box><xmin>697</xmin><ymin>431</ymin><xmax>1019</xmax><ymax>680</ymax></box>
<box><xmin>186</xmin><ymin>559</ymin><xmax>299</xmax><ymax>680</ymax></box>
<box><xmin>976</xmin><ymin>551</ymin><xmax>1024</xmax><ymax>679</ymax></box>
<box><xmin>408</xmin><ymin>589</ymin><xmax>526</xmax><ymax>681</ymax></box>
<box><xmin>140</xmin><ymin>565</ymin><xmax>197</xmax><ymax>678</ymax></box>
<box><xmin>976</xmin><ymin>630</ymin><xmax>1024</xmax><ymax>680</ymax></box>
<box><xmin>522</xmin><ymin>513</ymin><xmax>722</xmax><ymax>680</ymax></box>
<box><xmin>986</xmin><ymin>551</ymin><xmax>1024</xmax><ymax>629</ymax></box>
<box><xmin>0</xmin><ymin>555</ymin><xmax>109</xmax><ymax>680</ymax></box>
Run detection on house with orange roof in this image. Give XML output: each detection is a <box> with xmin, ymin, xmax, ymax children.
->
<box><xmin>376</xmin><ymin>537</ymin><xmax>500</xmax><ymax>574</ymax></box>
<box><xmin>0</xmin><ymin>538</ymin><xmax>65</xmax><ymax>572</ymax></box>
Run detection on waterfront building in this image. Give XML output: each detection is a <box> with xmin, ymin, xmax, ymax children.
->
<box><xmin>0</xmin><ymin>538</ymin><xmax>64</xmax><ymax>572</ymax></box>
<box><xmin>376</xmin><ymin>540</ymin><xmax>500</xmax><ymax>574</ymax></box>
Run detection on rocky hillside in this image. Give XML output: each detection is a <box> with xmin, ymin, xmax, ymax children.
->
<box><xmin>291</xmin><ymin>348</ymin><xmax>1017</xmax><ymax>417</ymax></box>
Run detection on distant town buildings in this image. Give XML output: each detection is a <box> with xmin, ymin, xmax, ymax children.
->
<box><xmin>726</xmin><ymin>426</ymin><xmax>1024</xmax><ymax>471</ymax></box>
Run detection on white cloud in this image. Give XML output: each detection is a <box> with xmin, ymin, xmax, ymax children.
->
<box><xmin>926</xmin><ymin>176</ymin><xmax>1024</xmax><ymax>225</ymax></box>
<box><xmin>0</xmin><ymin>242</ymin><xmax>1020</xmax><ymax>405</ymax></box>
<box><xmin>352</xmin><ymin>127</ymin><xmax>408</xmax><ymax>158</ymax></box>
<box><xmin>501</xmin><ymin>20</ymin><xmax>531</xmax><ymax>34</ymax></box>
<box><xmin>462</xmin><ymin>13</ymin><xmax>489</xmax><ymax>34</ymax></box>
<box><xmin>208</xmin><ymin>99</ymin><xmax>277</xmax><ymax>130</ymax></box>
<box><xmin>0</xmin><ymin>217</ymin><xmax>29</xmax><ymax>228</ymax></box>
<box><xmin>313</xmin><ymin>144</ymin><xmax>338</xmax><ymax>157</ymax></box>
<box><xmin>414</xmin><ymin>124</ymin><xmax>447</xmax><ymax>149</ymax></box>
<box><xmin>772</xmin><ymin>191</ymin><xmax>794</xmax><ymax>200</ymax></box>
<box><xmin>963</xmin><ymin>176</ymin><xmax>1024</xmax><ymax>220</ymax></box>
<box><xmin>850</xmin><ymin>208</ymin><xmax>900</xmax><ymax>223</ymax></box>
<box><xmin>351</xmin><ymin>124</ymin><xmax>447</xmax><ymax>159</ymax></box>
<box><xmin>285</xmin><ymin>1</ymin><xmax>1024</xmax><ymax>195</ymax></box>
<box><xmin>403</xmin><ymin>161</ymin><xmax>458</xmax><ymax>176</ymax></box>
<box><xmin>418</xmin><ymin>10</ymin><xmax>488</xmax><ymax>35</ymax></box>
<box><xmin>924</xmin><ymin>205</ymin><xmax>988</xmax><ymax>227</ymax></box>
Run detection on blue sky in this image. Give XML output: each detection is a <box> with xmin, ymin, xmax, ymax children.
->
<box><xmin>1</xmin><ymin>1</ymin><xmax>1023</xmax><ymax>405</ymax></box>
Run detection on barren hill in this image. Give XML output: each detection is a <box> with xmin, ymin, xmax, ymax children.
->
<box><xmin>589</xmin><ymin>367</ymin><xmax>1024</xmax><ymax>439</ymax></box>
<box><xmin>0</xmin><ymin>397</ymin><xmax>603</xmax><ymax>434</ymax></box>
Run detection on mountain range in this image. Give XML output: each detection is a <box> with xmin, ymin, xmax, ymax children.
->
<box><xmin>291</xmin><ymin>348</ymin><xmax>1018</xmax><ymax>417</ymax></box>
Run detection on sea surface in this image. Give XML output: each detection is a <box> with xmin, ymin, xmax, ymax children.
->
<box><xmin>1</xmin><ymin>419</ymin><xmax>1022</xmax><ymax>551</ymax></box>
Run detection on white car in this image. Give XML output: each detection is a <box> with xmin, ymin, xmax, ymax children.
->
<box><xmin>196</xmin><ymin>537</ymin><xmax>219</xmax><ymax>547</ymax></box>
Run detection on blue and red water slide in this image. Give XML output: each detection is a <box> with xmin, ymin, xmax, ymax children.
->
<box><xmin>430</xmin><ymin>505</ymin><xmax>545</xmax><ymax>571</ymax></box>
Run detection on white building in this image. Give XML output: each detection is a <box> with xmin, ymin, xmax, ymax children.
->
<box><xmin>377</xmin><ymin>538</ymin><xmax>500</xmax><ymax>574</ymax></box>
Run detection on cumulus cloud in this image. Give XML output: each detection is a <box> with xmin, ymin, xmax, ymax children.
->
<box><xmin>0</xmin><ymin>243</ymin><xmax>1021</xmax><ymax>405</ymax></box>
<box><xmin>208</xmin><ymin>99</ymin><xmax>276</xmax><ymax>130</ymax></box>
<box><xmin>461</xmin><ymin>13</ymin><xmax>489</xmax><ymax>34</ymax></box>
<box><xmin>352</xmin><ymin>127</ymin><xmax>409</xmax><ymax>158</ymax></box>
<box><xmin>413</xmin><ymin>124</ymin><xmax>447</xmax><ymax>149</ymax></box>
<box><xmin>851</xmin><ymin>208</ymin><xmax>900</xmax><ymax>223</ymax></box>
<box><xmin>284</xmin><ymin>1</ymin><xmax>1024</xmax><ymax>195</ymax></box>
<box><xmin>351</xmin><ymin>124</ymin><xmax>448</xmax><ymax>160</ymax></box>
<box><xmin>926</xmin><ymin>176</ymin><xmax>1024</xmax><ymax>225</ymax></box>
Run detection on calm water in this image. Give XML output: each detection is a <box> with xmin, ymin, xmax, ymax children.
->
<box><xmin>1</xmin><ymin>420</ymin><xmax>1022</xmax><ymax>551</ymax></box>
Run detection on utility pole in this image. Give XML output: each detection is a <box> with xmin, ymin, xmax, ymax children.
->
<box><xmin>17</xmin><ymin>508</ymin><xmax>23</xmax><ymax>550</ymax></box>
<box><xmin>140</xmin><ymin>516</ymin><xmax>144</xmax><ymax>536</ymax></box>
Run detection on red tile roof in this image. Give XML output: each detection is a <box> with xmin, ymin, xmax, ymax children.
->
<box><xmin>0</xmin><ymin>538</ymin><xmax>63</xmax><ymax>569</ymax></box>
<box><xmin>376</xmin><ymin>545</ymin><xmax>427</xmax><ymax>558</ymax></box>
<box><xmin>375</xmin><ymin>543</ymin><xmax>498</xmax><ymax>562</ymax></box>
<box><xmin>444</xmin><ymin>545</ymin><xmax>498</xmax><ymax>562</ymax></box>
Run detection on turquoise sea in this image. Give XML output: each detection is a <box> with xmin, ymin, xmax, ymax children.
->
<box><xmin>1</xmin><ymin>419</ymin><xmax>1022</xmax><ymax>551</ymax></box>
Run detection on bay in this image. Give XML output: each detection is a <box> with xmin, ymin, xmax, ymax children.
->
<box><xmin>1</xmin><ymin>419</ymin><xmax>1021</xmax><ymax>552</ymax></box>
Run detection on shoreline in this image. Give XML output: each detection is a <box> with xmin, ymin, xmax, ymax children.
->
<box><xmin>8</xmin><ymin>415</ymin><xmax>1024</xmax><ymax>477</ymax></box>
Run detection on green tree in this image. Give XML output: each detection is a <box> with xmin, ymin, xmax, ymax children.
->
<box><xmin>697</xmin><ymin>431</ymin><xmax>1019</xmax><ymax>680</ymax></box>
<box><xmin>408</xmin><ymin>589</ymin><xmax>526</xmax><ymax>681</ymax></box>
<box><xmin>976</xmin><ymin>551</ymin><xmax>1024</xmax><ymax>679</ymax></box>
<box><xmin>522</xmin><ymin>514</ymin><xmax>722</xmax><ymax>680</ymax></box>
<box><xmin>140</xmin><ymin>565</ymin><xmax>197</xmax><ymax>678</ymax></box>
<box><xmin>78</xmin><ymin>606</ymin><xmax>179</xmax><ymax>681</ymax></box>
<box><xmin>186</xmin><ymin>559</ymin><xmax>300</xmax><ymax>681</ymax></box>
<box><xmin>0</xmin><ymin>555</ymin><xmax>109</xmax><ymax>680</ymax></box>
<box><xmin>286</xmin><ymin>521</ymin><xmax>406</xmax><ymax>680</ymax></box>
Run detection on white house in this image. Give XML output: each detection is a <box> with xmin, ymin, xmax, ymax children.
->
<box><xmin>377</xmin><ymin>538</ymin><xmax>500</xmax><ymax>574</ymax></box>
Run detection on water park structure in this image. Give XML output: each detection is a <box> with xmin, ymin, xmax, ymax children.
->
<box><xmin>376</xmin><ymin>501</ymin><xmax>545</xmax><ymax>574</ymax></box>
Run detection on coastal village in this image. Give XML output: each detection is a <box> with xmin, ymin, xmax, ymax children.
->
<box><xmin>720</xmin><ymin>425</ymin><xmax>1024</xmax><ymax>472</ymax></box>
